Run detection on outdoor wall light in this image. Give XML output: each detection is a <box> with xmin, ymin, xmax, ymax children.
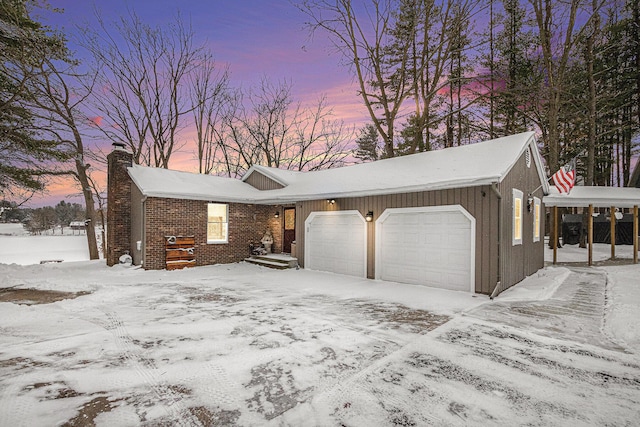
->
<box><xmin>327</xmin><ymin>199</ymin><xmax>336</xmax><ymax>204</ymax></box>
<box><xmin>274</xmin><ymin>211</ymin><xmax>280</xmax><ymax>218</ymax></box>
<box><xmin>527</xmin><ymin>195</ymin><xmax>534</xmax><ymax>212</ymax></box>
<box><xmin>365</xmin><ymin>211</ymin><xmax>374</xmax><ymax>222</ymax></box>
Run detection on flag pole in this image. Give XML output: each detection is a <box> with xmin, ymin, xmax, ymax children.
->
<box><xmin>535</xmin><ymin>150</ymin><xmax>583</xmax><ymax>195</ymax></box>
<box><xmin>531</xmin><ymin>174</ymin><xmax>553</xmax><ymax>196</ymax></box>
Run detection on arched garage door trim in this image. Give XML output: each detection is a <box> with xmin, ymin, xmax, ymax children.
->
<box><xmin>375</xmin><ymin>205</ymin><xmax>476</xmax><ymax>293</ymax></box>
<box><xmin>304</xmin><ymin>210</ymin><xmax>367</xmax><ymax>277</ymax></box>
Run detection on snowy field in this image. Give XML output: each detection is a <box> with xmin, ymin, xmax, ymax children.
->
<box><xmin>0</xmin><ymin>223</ymin><xmax>90</xmax><ymax>265</ymax></box>
<box><xmin>0</xmin><ymin>226</ymin><xmax>639</xmax><ymax>426</ymax></box>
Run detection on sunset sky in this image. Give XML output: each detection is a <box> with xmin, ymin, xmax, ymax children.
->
<box><xmin>30</xmin><ymin>0</ymin><xmax>368</xmax><ymax>207</ymax></box>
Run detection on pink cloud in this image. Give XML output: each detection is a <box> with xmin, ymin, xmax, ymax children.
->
<box><xmin>88</xmin><ymin>116</ymin><xmax>103</xmax><ymax>127</ymax></box>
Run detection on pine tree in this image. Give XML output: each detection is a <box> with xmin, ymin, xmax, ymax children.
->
<box><xmin>0</xmin><ymin>0</ymin><xmax>69</xmax><ymax>195</ymax></box>
<box><xmin>354</xmin><ymin>124</ymin><xmax>381</xmax><ymax>162</ymax></box>
<box><xmin>490</xmin><ymin>0</ymin><xmax>539</xmax><ymax>137</ymax></box>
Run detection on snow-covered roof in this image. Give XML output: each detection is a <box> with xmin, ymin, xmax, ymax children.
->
<box><xmin>128</xmin><ymin>132</ymin><xmax>547</xmax><ymax>204</ymax></box>
<box><xmin>544</xmin><ymin>186</ymin><xmax>640</xmax><ymax>208</ymax></box>
<box><xmin>127</xmin><ymin>165</ymin><xmax>267</xmax><ymax>203</ymax></box>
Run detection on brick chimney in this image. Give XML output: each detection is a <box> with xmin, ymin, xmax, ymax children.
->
<box><xmin>106</xmin><ymin>143</ymin><xmax>133</xmax><ymax>266</ymax></box>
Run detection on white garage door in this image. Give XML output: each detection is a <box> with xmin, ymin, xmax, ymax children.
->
<box><xmin>376</xmin><ymin>206</ymin><xmax>475</xmax><ymax>292</ymax></box>
<box><xmin>305</xmin><ymin>211</ymin><xmax>367</xmax><ymax>277</ymax></box>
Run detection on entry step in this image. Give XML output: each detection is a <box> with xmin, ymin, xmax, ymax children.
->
<box><xmin>244</xmin><ymin>254</ymin><xmax>298</xmax><ymax>269</ymax></box>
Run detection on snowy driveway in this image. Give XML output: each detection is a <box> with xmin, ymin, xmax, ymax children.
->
<box><xmin>0</xmin><ymin>261</ymin><xmax>639</xmax><ymax>426</ymax></box>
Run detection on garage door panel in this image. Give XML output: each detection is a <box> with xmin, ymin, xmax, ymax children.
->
<box><xmin>446</xmin><ymin>233</ymin><xmax>470</xmax><ymax>248</ymax></box>
<box><xmin>447</xmin><ymin>270</ymin><xmax>469</xmax><ymax>285</ymax></box>
<box><xmin>305</xmin><ymin>211</ymin><xmax>366</xmax><ymax>277</ymax></box>
<box><xmin>424</xmin><ymin>232</ymin><xmax>443</xmax><ymax>245</ymax></box>
<box><xmin>447</xmin><ymin>253</ymin><xmax>469</xmax><ymax>268</ymax></box>
<box><xmin>377</xmin><ymin>206</ymin><xmax>474</xmax><ymax>292</ymax></box>
<box><xmin>447</xmin><ymin>214</ymin><xmax>471</xmax><ymax>225</ymax></box>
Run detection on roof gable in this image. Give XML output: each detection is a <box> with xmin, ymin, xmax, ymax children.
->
<box><xmin>241</xmin><ymin>165</ymin><xmax>301</xmax><ymax>188</ymax></box>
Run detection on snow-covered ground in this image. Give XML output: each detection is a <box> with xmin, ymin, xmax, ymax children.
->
<box><xmin>0</xmin><ymin>228</ymin><xmax>639</xmax><ymax>426</ymax></box>
<box><xmin>0</xmin><ymin>223</ymin><xmax>99</xmax><ymax>265</ymax></box>
<box><xmin>544</xmin><ymin>237</ymin><xmax>635</xmax><ymax>263</ymax></box>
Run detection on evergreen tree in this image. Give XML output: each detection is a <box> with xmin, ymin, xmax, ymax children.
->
<box><xmin>597</xmin><ymin>2</ymin><xmax>640</xmax><ymax>186</ymax></box>
<box><xmin>0</xmin><ymin>0</ymin><xmax>69</xmax><ymax>195</ymax></box>
<box><xmin>443</xmin><ymin>2</ymin><xmax>472</xmax><ymax>147</ymax></box>
<box><xmin>54</xmin><ymin>200</ymin><xmax>83</xmax><ymax>233</ymax></box>
<box><xmin>489</xmin><ymin>0</ymin><xmax>539</xmax><ymax>137</ymax></box>
<box><xmin>25</xmin><ymin>205</ymin><xmax>56</xmax><ymax>234</ymax></box>
<box><xmin>354</xmin><ymin>124</ymin><xmax>381</xmax><ymax>162</ymax></box>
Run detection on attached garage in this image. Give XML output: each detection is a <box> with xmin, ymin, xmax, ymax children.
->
<box><xmin>375</xmin><ymin>206</ymin><xmax>475</xmax><ymax>292</ymax></box>
<box><xmin>112</xmin><ymin>132</ymin><xmax>547</xmax><ymax>296</ymax></box>
<box><xmin>304</xmin><ymin>211</ymin><xmax>367</xmax><ymax>277</ymax></box>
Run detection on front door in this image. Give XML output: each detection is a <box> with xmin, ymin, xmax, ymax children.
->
<box><xmin>283</xmin><ymin>208</ymin><xmax>295</xmax><ymax>253</ymax></box>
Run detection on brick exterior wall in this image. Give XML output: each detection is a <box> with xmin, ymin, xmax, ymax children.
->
<box><xmin>142</xmin><ymin>198</ymin><xmax>282</xmax><ymax>270</ymax></box>
<box><xmin>106</xmin><ymin>148</ymin><xmax>133</xmax><ymax>266</ymax></box>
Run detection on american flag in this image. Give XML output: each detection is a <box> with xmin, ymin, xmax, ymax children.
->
<box><xmin>552</xmin><ymin>164</ymin><xmax>575</xmax><ymax>194</ymax></box>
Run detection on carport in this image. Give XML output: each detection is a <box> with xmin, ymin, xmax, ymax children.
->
<box><xmin>544</xmin><ymin>186</ymin><xmax>640</xmax><ymax>265</ymax></box>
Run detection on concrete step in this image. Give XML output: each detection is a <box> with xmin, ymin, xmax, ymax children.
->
<box><xmin>244</xmin><ymin>254</ymin><xmax>298</xmax><ymax>269</ymax></box>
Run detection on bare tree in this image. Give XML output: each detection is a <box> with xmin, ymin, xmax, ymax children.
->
<box><xmin>18</xmin><ymin>57</ymin><xmax>100</xmax><ymax>259</ymax></box>
<box><xmin>210</xmin><ymin>78</ymin><xmax>353</xmax><ymax>176</ymax></box>
<box><xmin>86</xmin><ymin>173</ymin><xmax>107</xmax><ymax>257</ymax></box>
<box><xmin>584</xmin><ymin>0</ymin><xmax>601</xmax><ymax>186</ymax></box>
<box><xmin>189</xmin><ymin>54</ymin><xmax>230</xmax><ymax>174</ymax></box>
<box><xmin>298</xmin><ymin>0</ymin><xmax>410</xmax><ymax>158</ymax></box>
<box><xmin>289</xmin><ymin>94</ymin><xmax>354</xmax><ymax>171</ymax></box>
<box><xmin>529</xmin><ymin>0</ymin><xmax>604</xmax><ymax>172</ymax></box>
<box><xmin>299</xmin><ymin>0</ymin><xmax>477</xmax><ymax>156</ymax></box>
<box><xmin>82</xmin><ymin>10</ymin><xmax>206</xmax><ymax>168</ymax></box>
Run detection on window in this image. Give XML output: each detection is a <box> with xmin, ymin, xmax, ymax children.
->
<box><xmin>533</xmin><ymin>197</ymin><xmax>541</xmax><ymax>242</ymax></box>
<box><xmin>512</xmin><ymin>189</ymin><xmax>523</xmax><ymax>245</ymax></box>
<box><xmin>207</xmin><ymin>203</ymin><xmax>228</xmax><ymax>244</ymax></box>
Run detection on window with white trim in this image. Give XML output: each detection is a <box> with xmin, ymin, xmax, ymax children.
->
<box><xmin>512</xmin><ymin>189</ymin><xmax>523</xmax><ymax>245</ymax></box>
<box><xmin>533</xmin><ymin>197</ymin><xmax>541</xmax><ymax>242</ymax></box>
<box><xmin>207</xmin><ymin>203</ymin><xmax>228</xmax><ymax>244</ymax></box>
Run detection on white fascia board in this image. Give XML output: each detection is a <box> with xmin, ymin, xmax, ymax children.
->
<box><xmin>544</xmin><ymin>186</ymin><xmax>640</xmax><ymax>208</ymax></box>
<box><xmin>495</xmin><ymin>132</ymin><xmax>549</xmax><ymax>195</ymax></box>
<box><xmin>137</xmin><ymin>177</ymin><xmax>502</xmax><ymax>206</ymax></box>
<box><xmin>529</xmin><ymin>135</ymin><xmax>551</xmax><ymax>195</ymax></box>
<box><xmin>544</xmin><ymin>196</ymin><xmax>640</xmax><ymax>208</ymax></box>
<box><xmin>255</xmin><ymin>179</ymin><xmax>501</xmax><ymax>205</ymax></box>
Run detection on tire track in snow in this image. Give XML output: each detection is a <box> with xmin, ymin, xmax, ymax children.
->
<box><xmin>100</xmin><ymin>310</ymin><xmax>203</xmax><ymax>427</ymax></box>
<box><xmin>248</xmin><ymin>294</ymin><xmax>447</xmax><ymax>424</ymax></box>
<box><xmin>0</xmin><ymin>376</ymin><xmax>34</xmax><ymax>427</ymax></box>
<box><xmin>180</xmin><ymin>362</ymin><xmax>246</xmax><ymax>411</ymax></box>
<box><xmin>297</xmin><ymin>338</ymin><xmax>445</xmax><ymax>426</ymax></box>
<box><xmin>98</xmin><ymin>286</ymin><xmax>268</xmax><ymax>425</ymax></box>
<box><xmin>470</xmin><ymin>267</ymin><xmax>623</xmax><ymax>351</ymax></box>
<box><xmin>281</xmin><ymin>322</ymin><xmax>445</xmax><ymax>426</ymax></box>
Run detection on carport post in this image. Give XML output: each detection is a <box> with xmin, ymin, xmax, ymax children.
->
<box><xmin>553</xmin><ymin>206</ymin><xmax>558</xmax><ymax>264</ymax></box>
<box><xmin>634</xmin><ymin>205</ymin><xmax>638</xmax><ymax>264</ymax></box>
<box><xmin>610</xmin><ymin>205</ymin><xmax>616</xmax><ymax>260</ymax></box>
<box><xmin>588</xmin><ymin>204</ymin><xmax>593</xmax><ymax>266</ymax></box>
